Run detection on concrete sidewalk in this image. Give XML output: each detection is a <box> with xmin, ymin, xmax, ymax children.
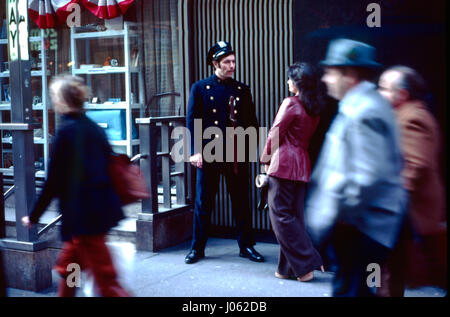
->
<box><xmin>5</xmin><ymin>238</ymin><xmax>447</xmax><ymax>298</ymax></box>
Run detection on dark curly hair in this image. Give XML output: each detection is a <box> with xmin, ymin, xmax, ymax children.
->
<box><xmin>287</xmin><ymin>62</ymin><xmax>326</xmax><ymax>117</ymax></box>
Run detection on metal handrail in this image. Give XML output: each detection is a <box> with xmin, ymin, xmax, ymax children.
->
<box><xmin>3</xmin><ymin>185</ymin><xmax>14</xmax><ymax>200</ymax></box>
<box><xmin>2</xmin><ymin>184</ymin><xmax>62</xmax><ymax>237</ymax></box>
<box><xmin>131</xmin><ymin>153</ymin><xmax>147</xmax><ymax>163</ymax></box>
<box><xmin>37</xmin><ymin>214</ymin><xmax>62</xmax><ymax>237</ymax></box>
<box><xmin>36</xmin><ymin>153</ymin><xmax>147</xmax><ymax>237</ymax></box>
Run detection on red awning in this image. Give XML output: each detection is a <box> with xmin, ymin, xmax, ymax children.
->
<box><xmin>28</xmin><ymin>0</ymin><xmax>80</xmax><ymax>29</ymax></box>
<box><xmin>81</xmin><ymin>0</ymin><xmax>135</xmax><ymax>20</ymax></box>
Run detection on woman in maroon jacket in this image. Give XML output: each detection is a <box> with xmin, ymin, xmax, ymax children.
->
<box><xmin>261</xmin><ymin>62</ymin><xmax>325</xmax><ymax>282</ymax></box>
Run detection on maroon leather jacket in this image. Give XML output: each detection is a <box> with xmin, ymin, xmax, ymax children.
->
<box><xmin>261</xmin><ymin>96</ymin><xmax>319</xmax><ymax>182</ymax></box>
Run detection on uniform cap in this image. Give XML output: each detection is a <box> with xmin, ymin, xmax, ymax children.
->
<box><xmin>207</xmin><ymin>41</ymin><xmax>234</xmax><ymax>66</ymax></box>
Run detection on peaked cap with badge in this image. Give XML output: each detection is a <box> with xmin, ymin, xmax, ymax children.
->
<box><xmin>206</xmin><ymin>41</ymin><xmax>235</xmax><ymax>66</ymax></box>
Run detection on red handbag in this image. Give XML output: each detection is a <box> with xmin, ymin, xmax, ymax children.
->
<box><xmin>108</xmin><ymin>153</ymin><xmax>150</xmax><ymax>205</ymax></box>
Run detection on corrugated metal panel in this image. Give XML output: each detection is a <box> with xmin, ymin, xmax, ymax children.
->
<box><xmin>184</xmin><ymin>0</ymin><xmax>293</xmax><ymax>231</ymax></box>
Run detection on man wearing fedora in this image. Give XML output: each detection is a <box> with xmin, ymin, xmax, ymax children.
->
<box><xmin>185</xmin><ymin>41</ymin><xmax>264</xmax><ymax>264</ymax></box>
<box><xmin>304</xmin><ymin>39</ymin><xmax>407</xmax><ymax>296</ymax></box>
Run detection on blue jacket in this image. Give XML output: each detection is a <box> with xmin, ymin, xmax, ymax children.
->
<box><xmin>30</xmin><ymin>113</ymin><xmax>124</xmax><ymax>241</ymax></box>
<box><xmin>305</xmin><ymin>82</ymin><xmax>407</xmax><ymax>249</ymax></box>
<box><xmin>187</xmin><ymin>74</ymin><xmax>258</xmax><ymax>160</ymax></box>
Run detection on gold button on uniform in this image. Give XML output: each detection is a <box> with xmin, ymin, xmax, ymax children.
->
<box><xmin>238</xmin><ymin>86</ymin><xmax>242</xmax><ymax>90</ymax></box>
<box><xmin>212</xmin><ymin>109</ymin><xmax>217</xmax><ymax>113</ymax></box>
<box><xmin>236</xmin><ymin>97</ymin><xmax>240</xmax><ymax>101</ymax></box>
<box><xmin>210</xmin><ymin>96</ymin><xmax>214</xmax><ymax>100</ymax></box>
<box><xmin>206</xmin><ymin>85</ymin><xmax>211</xmax><ymax>89</ymax></box>
<box><xmin>215</xmin><ymin>134</ymin><xmax>220</xmax><ymax>138</ymax></box>
<box><xmin>234</xmin><ymin>110</ymin><xmax>238</xmax><ymax>114</ymax></box>
<box><xmin>214</xmin><ymin>121</ymin><xmax>219</xmax><ymax>125</ymax></box>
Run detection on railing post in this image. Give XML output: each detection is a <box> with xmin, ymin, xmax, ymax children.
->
<box><xmin>0</xmin><ymin>173</ymin><xmax>5</xmax><ymax>239</ymax></box>
<box><xmin>161</xmin><ymin>123</ymin><xmax>171</xmax><ymax>209</ymax></box>
<box><xmin>138</xmin><ymin>119</ymin><xmax>158</xmax><ymax>214</ymax></box>
<box><xmin>1</xmin><ymin>1</ymin><xmax>51</xmax><ymax>292</ymax></box>
<box><xmin>173</xmin><ymin>120</ymin><xmax>186</xmax><ymax>205</ymax></box>
<box><xmin>135</xmin><ymin>116</ymin><xmax>193</xmax><ymax>251</ymax></box>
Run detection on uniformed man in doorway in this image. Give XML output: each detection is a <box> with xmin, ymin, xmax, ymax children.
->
<box><xmin>185</xmin><ymin>41</ymin><xmax>264</xmax><ymax>264</ymax></box>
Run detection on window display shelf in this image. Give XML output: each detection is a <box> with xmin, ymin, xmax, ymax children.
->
<box><xmin>0</xmin><ymin>70</ymin><xmax>49</xmax><ymax>77</ymax></box>
<box><xmin>0</xmin><ymin>103</ymin><xmax>45</xmax><ymax>111</ymax></box>
<box><xmin>72</xmin><ymin>66</ymin><xmax>139</xmax><ymax>75</ymax></box>
<box><xmin>71</xmin><ymin>28</ymin><xmax>139</xmax><ymax>40</ymax></box>
<box><xmin>0</xmin><ymin>29</ymin><xmax>52</xmax><ymax>178</ymax></box>
<box><xmin>84</xmin><ymin>102</ymin><xmax>142</xmax><ymax>110</ymax></box>
<box><xmin>0</xmin><ymin>167</ymin><xmax>45</xmax><ymax>178</ymax></box>
<box><xmin>70</xmin><ymin>21</ymin><xmax>145</xmax><ymax>156</ymax></box>
<box><xmin>1</xmin><ymin>37</ymin><xmax>41</xmax><ymax>45</ymax></box>
<box><xmin>2</xmin><ymin>137</ymin><xmax>46</xmax><ymax>144</ymax></box>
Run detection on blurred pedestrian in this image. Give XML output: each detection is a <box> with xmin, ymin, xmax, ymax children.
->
<box><xmin>21</xmin><ymin>75</ymin><xmax>131</xmax><ymax>297</ymax></box>
<box><xmin>378</xmin><ymin>66</ymin><xmax>447</xmax><ymax>295</ymax></box>
<box><xmin>185</xmin><ymin>41</ymin><xmax>264</xmax><ymax>264</ymax></box>
<box><xmin>305</xmin><ymin>39</ymin><xmax>407</xmax><ymax>297</ymax></box>
<box><xmin>260</xmin><ymin>62</ymin><xmax>325</xmax><ymax>282</ymax></box>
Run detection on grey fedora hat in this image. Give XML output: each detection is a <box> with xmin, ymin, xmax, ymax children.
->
<box><xmin>320</xmin><ymin>38</ymin><xmax>381</xmax><ymax>68</ymax></box>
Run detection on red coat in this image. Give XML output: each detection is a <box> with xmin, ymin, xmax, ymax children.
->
<box><xmin>261</xmin><ymin>96</ymin><xmax>319</xmax><ymax>182</ymax></box>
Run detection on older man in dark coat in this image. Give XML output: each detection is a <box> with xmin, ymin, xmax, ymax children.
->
<box><xmin>378</xmin><ymin>66</ymin><xmax>447</xmax><ymax>295</ymax></box>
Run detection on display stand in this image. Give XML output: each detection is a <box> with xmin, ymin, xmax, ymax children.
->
<box><xmin>70</xmin><ymin>21</ymin><xmax>145</xmax><ymax>156</ymax></box>
<box><xmin>0</xmin><ymin>30</ymin><xmax>51</xmax><ymax>179</ymax></box>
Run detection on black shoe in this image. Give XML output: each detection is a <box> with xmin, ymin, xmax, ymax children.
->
<box><xmin>239</xmin><ymin>246</ymin><xmax>264</xmax><ymax>262</ymax></box>
<box><xmin>185</xmin><ymin>249</ymin><xmax>205</xmax><ymax>264</ymax></box>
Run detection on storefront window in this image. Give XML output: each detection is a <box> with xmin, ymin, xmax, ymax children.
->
<box><xmin>141</xmin><ymin>0</ymin><xmax>181</xmax><ymax>117</ymax></box>
<box><xmin>0</xmin><ymin>0</ymin><xmax>181</xmax><ymax>177</ymax></box>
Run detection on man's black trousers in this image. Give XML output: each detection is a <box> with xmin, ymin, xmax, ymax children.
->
<box><xmin>191</xmin><ymin>162</ymin><xmax>255</xmax><ymax>252</ymax></box>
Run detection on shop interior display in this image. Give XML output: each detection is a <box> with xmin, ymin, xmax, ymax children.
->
<box><xmin>70</xmin><ymin>21</ymin><xmax>144</xmax><ymax>156</ymax></box>
<box><xmin>0</xmin><ymin>26</ymin><xmax>53</xmax><ymax>179</ymax></box>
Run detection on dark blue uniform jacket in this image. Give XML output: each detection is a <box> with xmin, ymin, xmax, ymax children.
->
<box><xmin>187</xmin><ymin>74</ymin><xmax>258</xmax><ymax>160</ymax></box>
